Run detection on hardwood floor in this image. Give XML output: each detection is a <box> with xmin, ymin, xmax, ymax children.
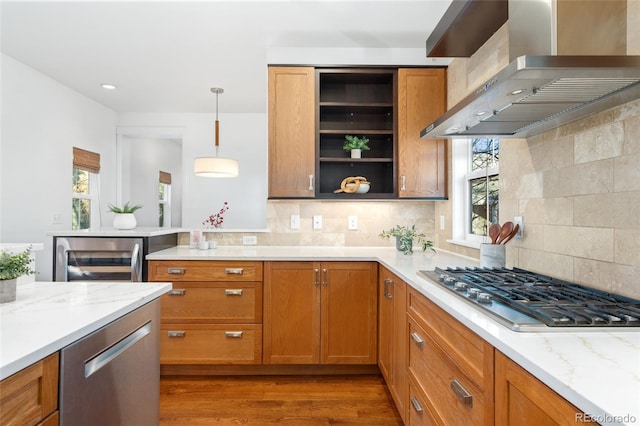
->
<box><xmin>160</xmin><ymin>374</ymin><xmax>403</xmax><ymax>425</ymax></box>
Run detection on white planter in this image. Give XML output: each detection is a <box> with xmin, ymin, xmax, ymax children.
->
<box><xmin>0</xmin><ymin>278</ymin><xmax>17</xmax><ymax>303</ymax></box>
<box><xmin>350</xmin><ymin>149</ymin><xmax>362</xmax><ymax>159</ymax></box>
<box><xmin>113</xmin><ymin>213</ymin><xmax>137</xmax><ymax>230</ymax></box>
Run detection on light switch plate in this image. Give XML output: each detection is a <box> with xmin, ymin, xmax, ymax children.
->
<box><xmin>290</xmin><ymin>214</ymin><xmax>300</xmax><ymax>230</ymax></box>
<box><xmin>514</xmin><ymin>216</ymin><xmax>524</xmax><ymax>238</ymax></box>
<box><xmin>313</xmin><ymin>215</ymin><xmax>322</xmax><ymax>230</ymax></box>
<box><xmin>348</xmin><ymin>216</ymin><xmax>358</xmax><ymax>230</ymax></box>
<box><xmin>243</xmin><ymin>235</ymin><xmax>257</xmax><ymax>245</ymax></box>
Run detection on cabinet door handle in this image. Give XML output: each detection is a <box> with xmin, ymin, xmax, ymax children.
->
<box><xmin>167</xmin><ymin>331</ymin><xmax>186</xmax><ymax>338</ymax></box>
<box><xmin>321</xmin><ymin>269</ymin><xmax>328</xmax><ymax>287</ymax></box>
<box><xmin>314</xmin><ymin>268</ymin><xmax>320</xmax><ymax>287</ymax></box>
<box><xmin>225</xmin><ymin>331</ymin><xmax>243</xmax><ymax>338</ymax></box>
<box><xmin>383</xmin><ymin>278</ymin><xmax>393</xmax><ymax>300</ymax></box>
<box><xmin>167</xmin><ymin>289</ymin><xmax>186</xmax><ymax>296</ymax></box>
<box><xmin>308</xmin><ymin>174</ymin><xmax>314</xmax><ymax>191</ymax></box>
<box><xmin>410</xmin><ymin>396</ymin><xmax>424</xmax><ymax>414</ymax></box>
<box><xmin>225</xmin><ymin>289</ymin><xmax>243</xmax><ymax>296</ymax></box>
<box><xmin>451</xmin><ymin>379</ymin><xmax>473</xmax><ymax>407</ymax></box>
<box><xmin>410</xmin><ymin>332</ymin><xmax>424</xmax><ymax>347</ymax></box>
<box><xmin>401</xmin><ymin>175</ymin><xmax>406</xmax><ymax>191</ymax></box>
<box><xmin>167</xmin><ymin>268</ymin><xmax>186</xmax><ymax>275</ymax></box>
<box><xmin>225</xmin><ymin>268</ymin><xmax>244</xmax><ymax>275</ymax></box>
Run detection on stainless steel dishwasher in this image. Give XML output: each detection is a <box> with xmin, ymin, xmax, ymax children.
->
<box><xmin>59</xmin><ymin>299</ymin><xmax>160</xmax><ymax>425</ymax></box>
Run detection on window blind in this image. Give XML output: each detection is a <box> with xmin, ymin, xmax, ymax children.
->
<box><xmin>159</xmin><ymin>171</ymin><xmax>172</xmax><ymax>184</ymax></box>
<box><xmin>73</xmin><ymin>147</ymin><xmax>101</xmax><ymax>173</ymax></box>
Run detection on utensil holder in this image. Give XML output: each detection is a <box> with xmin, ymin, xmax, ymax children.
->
<box><xmin>480</xmin><ymin>244</ymin><xmax>505</xmax><ymax>268</ymax></box>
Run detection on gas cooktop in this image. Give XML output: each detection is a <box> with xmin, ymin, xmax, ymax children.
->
<box><xmin>417</xmin><ymin>267</ymin><xmax>640</xmax><ymax>332</ymax></box>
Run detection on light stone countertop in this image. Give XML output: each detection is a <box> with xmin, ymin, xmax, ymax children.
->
<box><xmin>148</xmin><ymin>245</ymin><xmax>640</xmax><ymax>426</ymax></box>
<box><xmin>0</xmin><ymin>281</ymin><xmax>172</xmax><ymax>380</ymax></box>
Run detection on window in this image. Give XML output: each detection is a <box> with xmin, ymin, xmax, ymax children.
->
<box><xmin>72</xmin><ymin>147</ymin><xmax>100</xmax><ymax>230</ymax></box>
<box><xmin>158</xmin><ymin>171</ymin><xmax>172</xmax><ymax>228</ymax></box>
<box><xmin>450</xmin><ymin>138</ymin><xmax>499</xmax><ymax>247</ymax></box>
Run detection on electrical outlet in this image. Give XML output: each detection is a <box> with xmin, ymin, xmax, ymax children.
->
<box><xmin>242</xmin><ymin>235</ymin><xmax>257</xmax><ymax>245</ymax></box>
<box><xmin>290</xmin><ymin>214</ymin><xmax>300</xmax><ymax>230</ymax></box>
<box><xmin>348</xmin><ymin>216</ymin><xmax>358</xmax><ymax>230</ymax></box>
<box><xmin>51</xmin><ymin>213</ymin><xmax>63</xmax><ymax>224</ymax></box>
<box><xmin>313</xmin><ymin>215</ymin><xmax>322</xmax><ymax>230</ymax></box>
<box><xmin>514</xmin><ymin>216</ymin><xmax>524</xmax><ymax>238</ymax></box>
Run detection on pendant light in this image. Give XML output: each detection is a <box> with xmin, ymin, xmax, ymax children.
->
<box><xmin>194</xmin><ymin>87</ymin><xmax>239</xmax><ymax>177</ymax></box>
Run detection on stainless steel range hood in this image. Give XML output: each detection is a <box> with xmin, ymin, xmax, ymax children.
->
<box><xmin>421</xmin><ymin>0</ymin><xmax>640</xmax><ymax>139</ymax></box>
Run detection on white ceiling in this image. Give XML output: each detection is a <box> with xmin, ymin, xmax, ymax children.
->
<box><xmin>1</xmin><ymin>0</ymin><xmax>453</xmax><ymax>114</ymax></box>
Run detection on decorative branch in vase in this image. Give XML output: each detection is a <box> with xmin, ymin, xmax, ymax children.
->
<box><xmin>202</xmin><ymin>201</ymin><xmax>229</xmax><ymax>229</ymax></box>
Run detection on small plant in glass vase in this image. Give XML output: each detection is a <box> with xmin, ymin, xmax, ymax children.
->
<box><xmin>379</xmin><ymin>225</ymin><xmax>435</xmax><ymax>255</ymax></box>
<box><xmin>0</xmin><ymin>247</ymin><xmax>35</xmax><ymax>303</ymax></box>
<box><xmin>343</xmin><ymin>135</ymin><xmax>370</xmax><ymax>159</ymax></box>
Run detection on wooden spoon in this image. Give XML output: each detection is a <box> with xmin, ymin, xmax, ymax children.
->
<box><xmin>496</xmin><ymin>221</ymin><xmax>514</xmax><ymax>244</ymax></box>
<box><xmin>501</xmin><ymin>223</ymin><xmax>520</xmax><ymax>245</ymax></box>
<box><xmin>488</xmin><ymin>223</ymin><xmax>501</xmax><ymax>244</ymax></box>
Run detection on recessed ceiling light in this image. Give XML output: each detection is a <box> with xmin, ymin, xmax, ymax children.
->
<box><xmin>509</xmin><ymin>89</ymin><xmax>524</xmax><ymax>95</ymax></box>
<box><xmin>476</xmin><ymin>111</ymin><xmax>487</xmax><ymax>116</ymax></box>
<box><xmin>101</xmin><ymin>84</ymin><xmax>117</xmax><ymax>90</ymax></box>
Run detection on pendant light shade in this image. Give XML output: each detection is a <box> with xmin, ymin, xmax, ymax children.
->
<box><xmin>194</xmin><ymin>87</ymin><xmax>239</xmax><ymax>178</ymax></box>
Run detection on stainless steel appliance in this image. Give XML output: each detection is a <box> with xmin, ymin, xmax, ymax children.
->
<box><xmin>418</xmin><ymin>267</ymin><xmax>640</xmax><ymax>332</ymax></box>
<box><xmin>59</xmin><ymin>299</ymin><xmax>160</xmax><ymax>425</ymax></box>
<box><xmin>53</xmin><ymin>233</ymin><xmax>177</xmax><ymax>282</ymax></box>
<box><xmin>54</xmin><ymin>237</ymin><xmax>143</xmax><ymax>282</ymax></box>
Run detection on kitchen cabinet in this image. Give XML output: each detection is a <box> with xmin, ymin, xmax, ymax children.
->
<box><xmin>268</xmin><ymin>66</ymin><xmax>316</xmax><ymax>198</ymax></box>
<box><xmin>495</xmin><ymin>351</ymin><xmax>598</xmax><ymax>426</ymax></box>
<box><xmin>406</xmin><ymin>287</ymin><xmax>494</xmax><ymax>425</ymax></box>
<box><xmin>316</xmin><ymin>68</ymin><xmax>397</xmax><ymax>198</ymax></box>
<box><xmin>263</xmin><ymin>261</ymin><xmax>377</xmax><ymax>364</ymax></box>
<box><xmin>397</xmin><ymin>68</ymin><xmax>447</xmax><ymax>198</ymax></box>
<box><xmin>148</xmin><ymin>260</ymin><xmax>263</xmax><ymax>365</ymax></box>
<box><xmin>378</xmin><ymin>266</ymin><xmax>408</xmax><ymax>422</ymax></box>
<box><xmin>0</xmin><ymin>352</ymin><xmax>58</xmax><ymax>426</ymax></box>
<box><xmin>268</xmin><ymin>66</ymin><xmax>447</xmax><ymax>200</ymax></box>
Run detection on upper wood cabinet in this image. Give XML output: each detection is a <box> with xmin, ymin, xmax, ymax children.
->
<box><xmin>398</xmin><ymin>68</ymin><xmax>447</xmax><ymax>198</ymax></box>
<box><xmin>268</xmin><ymin>66</ymin><xmax>447</xmax><ymax>200</ymax></box>
<box><xmin>268</xmin><ymin>67</ymin><xmax>316</xmax><ymax>198</ymax></box>
<box><xmin>263</xmin><ymin>261</ymin><xmax>378</xmax><ymax>365</ymax></box>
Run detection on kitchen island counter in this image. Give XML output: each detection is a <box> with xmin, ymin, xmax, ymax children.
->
<box><xmin>0</xmin><ymin>281</ymin><xmax>172</xmax><ymax>380</ymax></box>
<box><xmin>148</xmin><ymin>245</ymin><xmax>640</xmax><ymax>425</ymax></box>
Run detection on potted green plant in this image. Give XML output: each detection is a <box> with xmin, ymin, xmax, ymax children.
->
<box><xmin>0</xmin><ymin>247</ymin><xmax>35</xmax><ymax>303</ymax></box>
<box><xmin>108</xmin><ymin>202</ymin><xmax>142</xmax><ymax>230</ymax></box>
<box><xmin>343</xmin><ymin>135</ymin><xmax>370</xmax><ymax>159</ymax></box>
<box><xmin>379</xmin><ymin>225</ymin><xmax>435</xmax><ymax>255</ymax></box>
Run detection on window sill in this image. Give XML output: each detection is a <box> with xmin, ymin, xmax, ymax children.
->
<box><xmin>446</xmin><ymin>239</ymin><xmax>482</xmax><ymax>250</ymax></box>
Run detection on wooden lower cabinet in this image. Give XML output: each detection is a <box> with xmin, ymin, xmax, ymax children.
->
<box><xmin>148</xmin><ymin>260</ymin><xmax>263</xmax><ymax>365</ymax></box>
<box><xmin>406</xmin><ymin>287</ymin><xmax>494</xmax><ymax>425</ymax></box>
<box><xmin>378</xmin><ymin>266</ymin><xmax>408</xmax><ymax>422</ymax></box>
<box><xmin>495</xmin><ymin>351</ymin><xmax>598</xmax><ymax>426</ymax></box>
<box><xmin>0</xmin><ymin>352</ymin><xmax>59</xmax><ymax>426</ymax></box>
<box><xmin>264</xmin><ymin>261</ymin><xmax>377</xmax><ymax>364</ymax></box>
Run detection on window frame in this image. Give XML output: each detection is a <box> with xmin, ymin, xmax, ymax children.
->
<box><xmin>450</xmin><ymin>138</ymin><xmax>500</xmax><ymax>248</ymax></box>
<box><xmin>72</xmin><ymin>168</ymin><xmax>100</xmax><ymax>230</ymax></box>
<box><xmin>158</xmin><ymin>182</ymin><xmax>172</xmax><ymax>228</ymax></box>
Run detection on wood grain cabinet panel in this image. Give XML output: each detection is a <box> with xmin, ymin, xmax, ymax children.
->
<box><xmin>268</xmin><ymin>66</ymin><xmax>316</xmax><ymax>198</ymax></box>
<box><xmin>398</xmin><ymin>68</ymin><xmax>447</xmax><ymax>199</ymax></box>
<box><xmin>148</xmin><ymin>260</ymin><xmax>262</xmax><ymax>282</ymax></box>
<box><xmin>264</xmin><ymin>261</ymin><xmax>377</xmax><ymax>365</ymax></box>
<box><xmin>495</xmin><ymin>351</ymin><xmax>598</xmax><ymax>426</ymax></box>
<box><xmin>0</xmin><ymin>352</ymin><xmax>58</xmax><ymax>426</ymax></box>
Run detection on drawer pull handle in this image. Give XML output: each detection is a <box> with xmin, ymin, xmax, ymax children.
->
<box><xmin>383</xmin><ymin>278</ymin><xmax>393</xmax><ymax>300</ymax></box>
<box><xmin>167</xmin><ymin>268</ymin><xmax>186</xmax><ymax>275</ymax></box>
<box><xmin>167</xmin><ymin>331</ymin><xmax>186</xmax><ymax>338</ymax></box>
<box><xmin>225</xmin><ymin>289</ymin><xmax>243</xmax><ymax>296</ymax></box>
<box><xmin>314</xmin><ymin>269</ymin><xmax>320</xmax><ymax>287</ymax></box>
<box><xmin>411</xmin><ymin>332</ymin><xmax>424</xmax><ymax>347</ymax></box>
<box><xmin>410</xmin><ymin>396</ymin><xmax>424</xmax><ymax>414</ymax></box>
<box><xmin>167</xmin><ymin>289</ymin><xmax>186</xmax><ymax>296</ymax></box>
<box><xmin>225</xmin><ymin>268</ymin><xmax>244</xmax><ymax>275</ymax></box>
<box><xmin>225</xmin><ymin>331</ymin><xmax>243</xmax><ymax>338</ymax></box>
<box><xmin>451</xmin><ymin>379</ymin><xmax>473</xmax><ymax>407</ymax></box>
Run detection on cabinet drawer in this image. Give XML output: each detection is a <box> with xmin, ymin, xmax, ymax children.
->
<box><xmin>149</xmin><ymin>261</ymin><xmax>263</xmax><ymax>282</ymax></box>
<box><xmin>407</xmin><ymin>378</ymin><xmax>439</xmax><ymax>426</ymax></box>
<box><xmin>160</xmin><ymin>324</ymin><xmax>262</xmax><ymax>364</ymax></box>
<box><xmin>408</xmin><ymin>318</ymin><xmax>488</xmax><ymax>426</ymax></box>
<box><xmin>162</xmin><ymin>282</ymin><xmax>262</xmax><ymax>323</ymax></box>
<box><xmin>407</xmin><ymin>288</ymin><xmax>492</xmax><ymax>390</ymax></box>
<box><xmin>0</xmin><ymin>352</ymin><xmax>58</xmax><ymax>426</ymax></box>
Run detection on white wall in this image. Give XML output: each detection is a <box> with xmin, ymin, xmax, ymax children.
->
<box><xmin>116</xmin><ymin>112</ymin><xmax>268</xmax><ymax>229</ymax></box>
<box><xmin>0</xmin><ymin>53</ymin><xmax>118</xmax><ymax>280</ymax></box>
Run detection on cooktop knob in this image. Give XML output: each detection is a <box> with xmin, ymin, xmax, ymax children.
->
<box><xmin>468</xmin><ymin>288</ymin><xmax>481</xmax><ymax>299</ymax></box>
<box><xmin>444</xmin><ymin>277</ymin><xmax>457</xmax><ymax>286</ymax></box>
<box><xmin>478</xmin><ymin>292</ymin><xmax>493</xmax><ymax>304</ymax></box>
<box><xmin>438</xmin><ymin>274</ymin><xmax>448</xmax><ymax>282</ymax></box>
<box><xmin>454</xmin><ymin>281</ymin><xmax>468</xmax><ymax>291</ymax></box>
